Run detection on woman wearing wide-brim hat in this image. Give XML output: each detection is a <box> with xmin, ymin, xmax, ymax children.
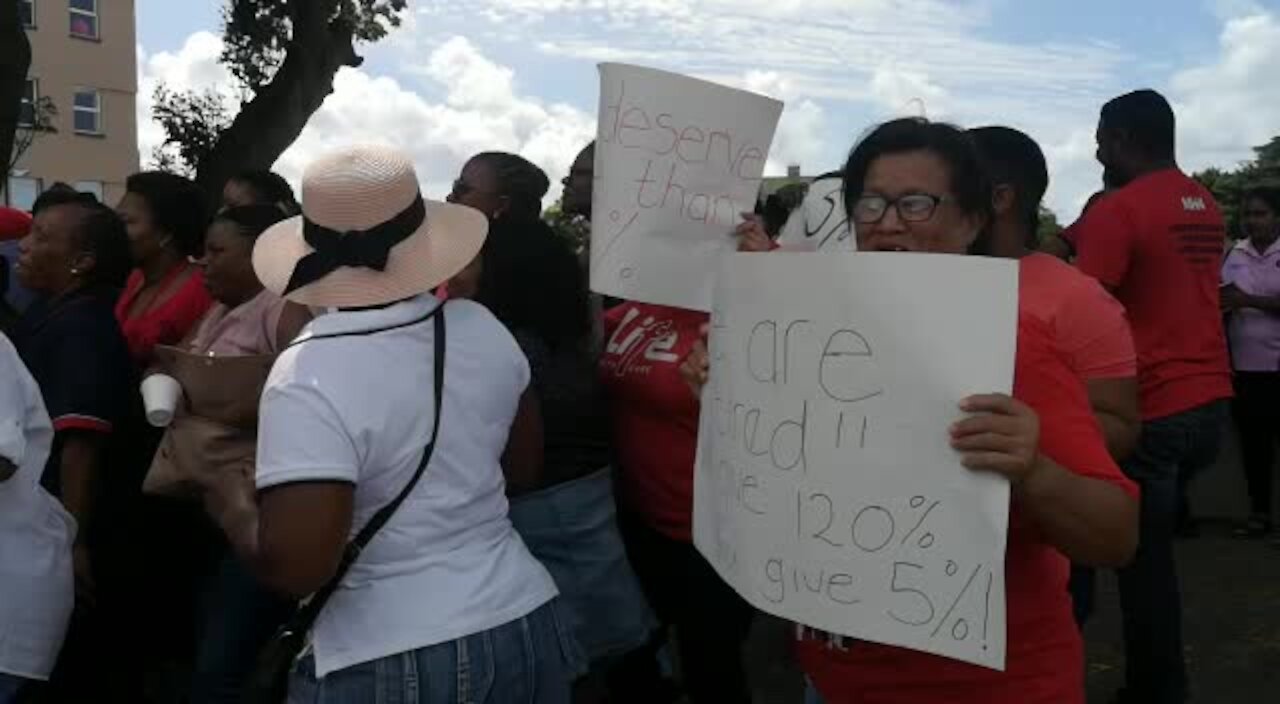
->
<box><xmin>204</xmin><ymin>144</ymin><xmax>583</xmax><ymax>703</ymax></box>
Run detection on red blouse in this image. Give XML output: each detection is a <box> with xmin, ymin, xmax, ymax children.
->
<box><xmin>114</xmin><ymin>265</ymin><xmax>213</xmax><ymax>368</ymax></box>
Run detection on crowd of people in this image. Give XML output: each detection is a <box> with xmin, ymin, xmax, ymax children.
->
<box><xmin>0</xmin><ymin>85</ymin><xmax>1272</xmax><ymax>704</ymax></box>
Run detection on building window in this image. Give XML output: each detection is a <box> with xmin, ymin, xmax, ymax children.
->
<box><xmin>19</xmin><ymin>79</ymin><xmax>37</xmax><ymax>127</ymax></box>
<box><xmin>73</xmin><ymin>180</ymin><xmax>104</xmax><ymax>201</ymax></box>
<box><xmin>73</xmin><ymin>89</ymin><xmax>101</xmax><ymax>134</ymax></box>
<box><xmin>69</xmin><ymin>0</ymin><xmax>97</xmax><ymax>39</ymax></box>
<box><xmin>6</xmin><ymin>177</ymin><xmax>42</xmax><ymax>211</ymax></box>
<box><xmin>21</xmin><ymin>0</ymin><xmax>35</xmax><ymax>28</ymax></box>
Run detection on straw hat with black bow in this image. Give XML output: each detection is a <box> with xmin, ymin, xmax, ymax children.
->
<box><xmin>253</xmin><ymin>145</ymin><xmax>487</xmax><ymax>308</ymax></box>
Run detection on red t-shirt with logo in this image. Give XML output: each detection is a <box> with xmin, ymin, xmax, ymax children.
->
<box><xmin>1019</xmin><ymin>253</ymin><xmax>1136</xmax><ymax>381</ymax></box>
<box><xmin>600</xmin><ymin>302</ymin><xmax>708</xmax><ymax>541</ymax></box>
<box><xmin>1072</xmin><ymin>169</ymin><xmax>1232</xmax><ymax>419</ymax></box>
<box><xmin>797</xmin><ymin>313</ymin><xmax>1139</xmax><ymax>704</ymax></box>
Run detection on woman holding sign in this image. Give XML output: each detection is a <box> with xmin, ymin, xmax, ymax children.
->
<box><xmin>688</xmin><ymin>118</ymin><xmax>1139</xmax><ymax>703</ymax></box>
<box><xmin>803</xmin><ymin>118</ymin><xmax>1140</xmax><ymax>704</ymax></box>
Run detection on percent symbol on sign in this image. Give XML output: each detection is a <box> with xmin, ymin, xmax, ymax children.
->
<box><xmin>929</xmin><ymin>562</ymin><xmax>994</xmax><ymax>648</ymax></box>
<box><xmin>899</xmin><ymin>495</ymin><xmax>940</xmax><ymax>550</ymax></box>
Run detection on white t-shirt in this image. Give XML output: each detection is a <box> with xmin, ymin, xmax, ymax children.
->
<box><xmin>0</xmin><ymin>334</ymin><xmax>75</xmax><ymax>680</ymax></box>
<box><xmin>256</xmin><ymin>296</ymin><xmax>558</xmax><ymax>677</ymax></box>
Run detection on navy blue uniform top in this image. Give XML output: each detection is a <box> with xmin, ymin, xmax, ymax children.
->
<box><xmin>14</xmin><ymin>287</ymin><xmax>135</xmax><ymax>495</ymax></box>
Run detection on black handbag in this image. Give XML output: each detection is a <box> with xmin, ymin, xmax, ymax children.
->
<box><xmin>246</xmin><ymin>304</ymin><xmax>447</xmax><ymax>703</ymax></box>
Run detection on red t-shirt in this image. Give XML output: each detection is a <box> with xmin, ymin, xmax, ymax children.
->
<box><xmin>600</xmin><ymin>301</ymin><xmax>707</xmax><ymax>542</ymax></box>
<box><xmin>1072</xmin><ymin>169</ymin><xmax>1232</xmax><ymax>419</ymax></box>
<box><xmin>797</xmin><ymin>312</ymin><xmax>1139</xmax><ymax>704</ymax></box>
<box><xmin>1020</xmin><ymin>253</ymin><xmax>1136</xmax><ymax>381</ymax></box>
<box><xmin>114</xmin><ymin>265</ymin><xmax>213</xmax><ymax>368</ymax></box>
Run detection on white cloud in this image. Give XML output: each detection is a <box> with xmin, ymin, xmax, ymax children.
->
<box><xmin>868</xmin><ymin>64</ymin><xmax>952</xmax><ymax>119</ymax></box>
<box><xmin>1170</xmin><ymin>11</ymin><xmax>1280</xmax><ymax>173</ymax></box>
<box><xmin>1038</xmin><ymin>8</ymin><xmax>1280</xmax><ymax>222</ymax></box>
<box><xmin>135</xmin><ymin>3</ymin><xmax>1280</xmax><ymax>226</ymax></box>
<box><xmin>417</xmin><ymin>0</ymin><xmax>1127</xmax><ymax>217</ymax></box>
<box><xmin>135</xmin><ymin>33</ymin><xmax>595</xmax><ymax>207</ymax></box>
<box><xmin>731</xmin><ymin>71</ymin><xmax>828</xmax><ymax>174</ymax></box>
<box><xmin>451</xmin><ymin>0</ymin><xmax>1119</xmax><ymax>113</ymax></box>
<box><xmin>135</xmin><ymin>31</ymin><xmax>235</xmax><ymax>166</ymax></box>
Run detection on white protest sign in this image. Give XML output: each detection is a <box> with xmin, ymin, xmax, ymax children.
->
<box><xmin>776</xmin><ymin>174</ymin><xmax>855</xmax><ymax>252</ymax></box>
<box><xmin>694</xmin><ymin>253</ymin><xmax>1018</xmax><ymax>670</ymax></box>
<box><xmin>590</xmin><ymin>63</ymin><xmax>783</xmax><ymax>311</ymax></box>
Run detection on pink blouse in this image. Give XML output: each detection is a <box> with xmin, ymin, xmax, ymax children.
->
<box><xmin>186</xmin><ymin>289</ymin><xmax>289</xmax><ymax>357</ymax></box>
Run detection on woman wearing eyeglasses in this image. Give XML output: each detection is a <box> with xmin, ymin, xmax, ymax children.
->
<box><xmin>687</xmin><ymin>119</ymin><xmax>1140</xmax><ymax>703</ymax></box>
<box><xmin>447</xmin><ymin>152</ymin><xmax>551</xmax><ymax>224</ymax></box>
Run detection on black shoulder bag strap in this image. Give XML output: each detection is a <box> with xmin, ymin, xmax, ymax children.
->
<box><xmin>250</xmin><ymin>303</ymin><xmax>446</xmax><ymax>703</ymax></box>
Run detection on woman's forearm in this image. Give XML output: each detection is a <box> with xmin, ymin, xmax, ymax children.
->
<box><xmin>1248</xmin><ymin>294</ymin><xmax>1280</xmax><ymax>312</ymax></box>
<box><xmin>207</xmin><ymin>481</ymin><xmax>354</xmax><ymax>597</ymax></box>
<box><xmin>1015</xmin><ymin>454</ymin><xmax>1139</xmax><ymax>567</ymax></box>
<box><xmin>59</xmin><ymin>434</ymin><xmax>103</xmax><ymax>542</ymax></box>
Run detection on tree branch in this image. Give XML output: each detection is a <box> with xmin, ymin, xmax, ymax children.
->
<box><xmin>195</xmin><ymin>0</ymin><xmax>359</xmax><ymax>192</ymax></box>
<box><xmin>0</xmin><ymin>0</ymin><xmax>33</xmax><ymax>200</ymax></box>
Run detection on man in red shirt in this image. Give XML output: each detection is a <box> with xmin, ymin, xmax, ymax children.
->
<box><xmin>1072</xmin><ymin>90</ymin><xmax>1232</xmax><ymax>704</ymax></box>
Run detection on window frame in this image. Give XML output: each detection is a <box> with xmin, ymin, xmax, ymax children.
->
<box><xmin>68</xmin><ymin>0</ymin><xmax>98</xmax><ymax>40</ymax></box>
<box><xmin>5</xmin><ymin>176</ymin><xmax>44</xmax><ymax>211</ymax></box>
<box><xmin>20</xmin><ymin>0</ymin><xmax>35</xmax><ymax>29</ymax></box>
<box><xmin>18</xmin><ymin>78</ymin><xmax>37</xmax><ymax>128</ymax></box>
<box><xmin>72</xmin><ymin>88</ymin><xmax>103</xmax><ymax>136</ymax></box>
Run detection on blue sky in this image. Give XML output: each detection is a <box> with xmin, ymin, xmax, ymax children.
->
<box><xmin>134</xmin><ymin>0</ymin><xmax>1280</xmax><ymax>220</ymax></box>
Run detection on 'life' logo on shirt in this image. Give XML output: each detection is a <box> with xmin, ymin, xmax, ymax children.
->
<box><xmin>1181</xmin><ymin>196</ymin><xmax>1208</xmax><ymax>212</ymax></box>
<box><xmin>604</xmin><ymin>307</ymin><xmax>681</xmax><ymax>378</ymax></box>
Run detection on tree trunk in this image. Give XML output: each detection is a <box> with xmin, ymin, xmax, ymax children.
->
<box><xmin>0</xmin><ymin>0</ymin><xmax>33</xmax><ymax>201</ymax></box>
<box><xmin>194</xmin><ymin>0</ymin><xmax>360</xmax><ymax>194</ymax></box>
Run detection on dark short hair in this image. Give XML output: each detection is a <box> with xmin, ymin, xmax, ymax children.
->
<box><xmin>227</xmin><ymin>170</ymin><xmax>299</xmax><ymax>215</ymax></box>
<box><xmin>32</xmin><ymin>182</ymin><xmax>98</xmax><ymax>215</ymax></box>
<box><xmin>212</xmin><ymin>204</ymin><xmax>287</xmax><ymax>242</ymax></box>
<box><xmin>1101</xmin><ymin>89</ymin><xmax>1176</xmax><ymax>159</ymax></box>
<box><xmin>125</xmin><ymin>171</ymin><xmax>211</xmax><ymax>258</ymax></box>
<box><xmin>476</xmin><ymin>218</ymin><xmax>590</xmax><ymax>350</ymax></box>
<box><xmin>1243</xmin><ymin>186</ymin><xmax>1280</xmax><ymax>216</ymax></box>
<box><xmin>969</xmin><ymin>126</ymin><xmax>1049</xmax><ymax>248</ymax></box>
<box><xmin>57</xmin><ymin>201</ymin><xmax>132</xmax><ymax>289</ymax></box>
<box><xmin>470</xmin><ymin>152</ymin><xmax>551</xmax><ymax>222</ymax></box>
<box><xmin>842</xmin><ymin>118</ymin><xmax>994</xmax><ymax>254</ymax></box>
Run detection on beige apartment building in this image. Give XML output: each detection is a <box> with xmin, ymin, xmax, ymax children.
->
<box><xmin>7</xmin><ymin>0</ymin><xmax>138</xmax><ymax>210</ymax></box>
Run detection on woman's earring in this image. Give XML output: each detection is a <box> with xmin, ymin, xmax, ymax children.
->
<box><xmin>70</xmin><ymin>268</ymin><xmax>80</xmax><ymax>275</ymax></box>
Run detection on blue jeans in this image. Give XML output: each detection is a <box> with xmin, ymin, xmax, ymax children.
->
<box><xmin>803</xmin><ymin>677</ymin><xmax>826</xmax><ymax>704</ymax></box>
<box><xmin>0</xmin><ymin>673</ymin><xmax>29</xmax><ymax>704</ymax></box>
<box><xmin>508</xmin><ymin>468</ymin><xmax>657</xmax><ymax>663</ymax></box>
<box><xmin>191</xmin><ymin>556</ymin><xmax>296</xmax><ymax>703</ymax></box>
<box><xmin>1112</xmin><ymin>400</ymin><xmax>1227</xmax><ymax>703</ymax></box>
<box><xmin>286</xmin><ymin>600</ymin><xmax>583</xmax><ymax>704</ymax></box>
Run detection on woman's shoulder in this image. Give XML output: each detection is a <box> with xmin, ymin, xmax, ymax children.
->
<box><xmin>173</xmin><ymin>266</ymin><xmax>211</xmax><ymax>304</ymax></box>
<box><xmin>443</xmin><ymin>299</ymin><xmax>531</xmax><ymax>387</ymax></box>
<box><xmin>445</xmin><ymin>299</ymin><xmax>520</xmax><ymax>348</ymax></box>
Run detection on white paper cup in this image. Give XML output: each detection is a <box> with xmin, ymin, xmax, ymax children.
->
<box><xmin>141</xmin><ymin>374</ymin><xmax>183</xmax><ymax>427</ymax></box>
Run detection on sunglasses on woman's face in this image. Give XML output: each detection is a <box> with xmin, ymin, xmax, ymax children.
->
<box><xmin>450</xmin><ymin>179</ymin><xmax>499</xmax><ymax>199</ymax></box>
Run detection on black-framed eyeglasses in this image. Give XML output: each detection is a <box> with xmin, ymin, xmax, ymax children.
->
<box><xmin>852</xmin><ymin>193</ymin><xmax>948</xmax><ymax>224</ymax></box>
